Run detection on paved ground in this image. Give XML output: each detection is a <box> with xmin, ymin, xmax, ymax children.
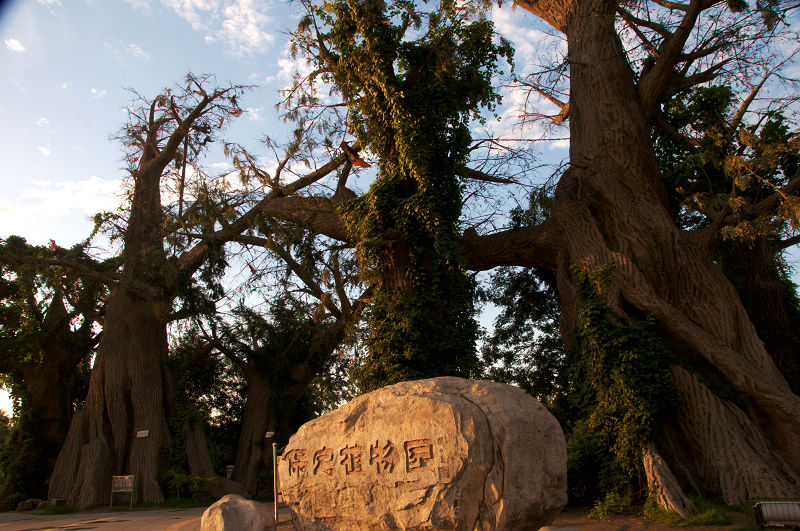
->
<box><xmin>0</xmin><ymin>504</ymin><xmax>754</xmax><ymax>530</ymax></box>
<box><xmin>0</xmin><ymin>503</ymin><xmax>294</xmax><ymax>531</ymax></box>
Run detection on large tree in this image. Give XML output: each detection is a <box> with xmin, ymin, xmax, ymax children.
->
<box><xmin>42</xmin><ymin>76</ymin><xmax>251</xmax><ymax>507</ymax></box>
<box><xmin>0</xmin><ymin>238</ymin><xmax>105</xmax><ymax>503</ymax></box>
<box><xmin>245</xmin><ymin>0</ymin><xmax>800</xmax><ymax>514</ymax></box>
<box><xmin>17</xmin><ymin>73</ymin><xmax>361</xmax><ymax>507</ymax></box>
<box><xmin>209</xmin><ymin>238</ymin><xmax>367</xmax><ymax>495</ymax></box>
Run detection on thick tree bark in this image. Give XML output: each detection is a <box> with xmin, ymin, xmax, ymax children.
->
<box><xmin>540</xmin><ymin>0</ymin><xmax>800</xmax><ymax>508</ymax></box>
<box><xmin>231</xmin><ymin>370</ymin><xmax>274</xmax><ymax>496</ymax></box>
<box><xmin>47</xmin><ymin>268</ymin><xmax>171</xmax><ymax>508</ymax></box>
<box><xmin>184</xmin><ymin>420</ymin><xmax>248</xmax><ymax>498</ymax></box>
<box><xmin>49</xmin><ymin>155</ymin><xmax>173</xmax><ymax>507</ymax></box>
<box><xmin>723</xmin><ymin>237</ymin><xmax>800</xmax><ymax>394</ymax></box>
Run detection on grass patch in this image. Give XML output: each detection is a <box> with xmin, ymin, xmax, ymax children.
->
<box><xmin>589</xmin><ymin>492</ymin><xmax>627</xmax><ymax>519</ymax></box>
<box><xmin>645</xmin><ymin>495</ymin><xmax>733</xmax><ymax>527</ymax></box>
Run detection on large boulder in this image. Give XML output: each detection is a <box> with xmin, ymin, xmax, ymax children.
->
<box><xmin>201</xmin><ymin>494</ymin><xmax>276</xmax><ymax>531</ymax></box>
<box><xmin>279</xmin><ymin>377</ymin><xmax>567</xmax><ymax>530</ymax></box>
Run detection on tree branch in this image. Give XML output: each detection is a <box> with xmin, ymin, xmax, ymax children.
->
<box><xmin>174</xmin><ymin>150</ymin><xmax>351</xmax><ymax>277</ymax></box>
<box><xmin>457</xmin><ymin>167</ymin><xmax>520</xmax><ymax>185</ymax></box>
<box><xmin>231</xmin><ymin>233</ymin><xmax>343</xmax><ymax>319</ymax></box>
<box><xmin>721</xmin><ymin>168</ymin><xmax>800</xmax><ymax>226</ymax></box>
<box><xmin>3</xmin><ymin>253</ymin><xmax>119</xmax><ymax>288</ymax></box>
<box><xmin>638</xmin><ymin>0</ymin><xmax>724</xmax><ymax>116</ymax></box>
<box><xmin>460</xmin><ymin>221</ymin><xmax>562</xmax><ymax>272</ymax></box>
<box><xmin>777</xmin><ymin>234</ymin><xmax>800</xmax><ymax>250</ymax></box>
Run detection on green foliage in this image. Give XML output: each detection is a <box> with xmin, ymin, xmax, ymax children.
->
<box><xmin>589</xmin><ymin>491</ymin><xmax>627</xmax><ymax>519</ymax></box>
<box><xmin>654</xmin><ymin>85</ymin><xmax>799</xmax><ymax>238</ymax></box>
<box><xmin>159</xmin><ymin>469</ymin><xmax>216</xmax><ymax>501</ymax></box>
<box><xmin>566</xmin><ymin>419</ymin><xmax>627</xmax><ymax>505</ymax></box>
<box><xmin>480</xmin><ymin>265</ymin><xmax>564</xmax><ymax>401</ymax></box>
<box><xmin>294</xmin><ymin>0</ymin><xmax>512</xmax><ymax>391</ymax></box>
<box><xmin>0</xmin><ymin>407</ymin><xmax>58</xmax><ymax>506</ymax></box>
<box><xmin>567</xmin><ymin>264</ymin><xmax>677</xmax><ymax>497</ymax></box>
<box><xmin>644</xmin><ymin>495</ymin><xmax>733</xmax><ymax>527</ymax></box>
<box><xmin>165</xmin><ymin>328</ymin><xmax>245</xmax><ymax>478</ymax></box>
<box><xmin>0</xmin><ymin>237</ymin><xmax>101</xmax><ymax>503</ymax></box>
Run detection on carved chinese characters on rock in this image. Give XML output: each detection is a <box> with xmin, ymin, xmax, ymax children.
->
<box><xmin>283</xmin><ymin>449</ymin><xmax>308</xmax><ymax>477</ymax></box>
<box><xmin>404</xmin><ymin>439</ymin><xmax>433</xmax><ymax>472</ymax></box>
<box><xmin>340</xmin><ymin>444</ymin><xmax>365</xmax><ymax>475</ymax></box>
<box><xmin>282</xmin><ymin>438</ymin><xmax>438</xmax><ymax>480</ymax></box>
<box><xmin>370</xmin><ymin>440</ymin><xmax>400</xmax><ymax>474</ymax></box>
<box><xmin>313</xmin><ymin>447</ymin><xmax>335</xmax><ymax>476</ymax></box>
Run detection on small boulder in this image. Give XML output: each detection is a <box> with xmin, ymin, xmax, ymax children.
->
<box><xmin>201</xmin><ymin>494</ymin><xmax>276</xmax><ymax>531</ymax></box>
<box><xmin>279</xmin><ymin>376</ymin><xmax>567</xmax><ymax>530</ymax></box>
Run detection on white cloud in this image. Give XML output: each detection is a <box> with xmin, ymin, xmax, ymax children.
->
<box><xmin>156</xmin><ymin>0</ymin><xmax>275</xmax><ymax>56</ymax></box>
<box><xmin>0</xmin><ymin>177</ymin><xmax>125</xmax><ymax>245</ymax></box>
<box><xmin>90</xmin><ymin>88</ymin><xmax>108</xmax><ymax>99</ymax></box>
<box><xmin>61</xmin><ymin>81</ymin><xmax>71</xmax><ymax>89</ymax></box>
<box><xmin>4</xmin><ymin>39</ymin><xmax>26</xmax><ymax>52</ymax></box>
<box><xmin>17</xmin><ymin>176</ymin><xmax>124</xmax><ymax>217</ymax></box>
<box><xmin>37</xmin><ymin>117</ymin><xmax>51</xmax><ymax>127</ymax></box>
<box><xmin>490</xmin><ymin>6</ymin><xmax>566</xmax><ymax>76</ymax></box>
<box><xmin>38</xmin><ymin>146</ymin><xmax>52</xmax><ymax>156</ymax></box>
<box><xmin>124</xmin><ymin>0</ymin><xmax>152</xmax><ymax>9</ymax></box>
<box><xmin>37</xmin><ymin>0</ymin><xmax>62</xmax><ymax>4</ymax></box>
<box><xmin>125</xmin><ymin>43</ymin><xmax>151</xmax><ymax>60</ymax></box>
<box><xmin>245</xmin><ymin>106</ymin><xmax>263</xmax><ymax>121</ymax></box>
<box><xmin>218</xmin><ymin>0</ymin><xmax>275</xmax><ymax>55</ymax></box>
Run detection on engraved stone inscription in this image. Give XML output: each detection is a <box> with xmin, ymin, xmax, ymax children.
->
<box><xmin>340</xmin><ymin>444</ymin><xmax>366</xmax><ymax>475</ymax></box>
<box><xmin>313</xmin><ymin>446</ymin><xmax>336</xmax><ymax>476</ymax></box>
<box><xmin>369</xmin><ymin>440</ymin><xmax>400</xmax><ymax>474</ymax></box>
<box><xmin>283</xmin><ymin>448</ymin><xmax>308</xmax><ymax>477</ymax></box>
<box><xmin>404</xmin><ymin>439</ymin><xmax>434</xmax><ymax>472</ymax></box>
<box><xmin>283</xmin><ymin>438</ymin><xmax>439</xmax><ymax>480</ymax></box>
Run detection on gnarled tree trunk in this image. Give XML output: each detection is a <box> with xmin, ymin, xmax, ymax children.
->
<box><xmin>185</xmin><ymin>419</ymin><xmax>248</xmax><ymax>498</ymax></box>
<box><xmin>49</xmin><ymin>145</ymin><xmax>172</xmax><ymax>507</ymax></box>
<box><xmin>231</xmin><ymin>369</ymin><xmax>274</xmax><ymax>496</ymax></box>
<box><xmin>546</xmin><ymin>0</ymin><xmax>800</xmax><ymax>506</ymax></box>
<box><xmin>47</xmin><ymin>81</ymin><xmax>239</xmax><ymax>508</ymax></box>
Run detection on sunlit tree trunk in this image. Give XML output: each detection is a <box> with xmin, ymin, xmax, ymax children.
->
<box><xmin>547</xmin><ymin>0</ymin><xmax>800</xmax><ymax>508</ymax></box>
<box><xmin>48</xmin><ymin>162</ymin><xmax>172</xmax><ymax>507</ymax></box>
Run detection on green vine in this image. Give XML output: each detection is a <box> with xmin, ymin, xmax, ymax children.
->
<box><xmin>300</xmin><ymin>0</ymin><xmax>512</xmax><ymax>391</ymax></box>
<box><xmin>568</xmin><ymin>264</ymin><xmax>678</xmax><ymax>498</ymax></box>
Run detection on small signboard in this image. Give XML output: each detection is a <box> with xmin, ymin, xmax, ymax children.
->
<box><xmin>112</xmin><ymin>475</ymin><xmax>133</xmax><ymax>490</ymax></box>
<box><xmin>136</xmin><ymin>430</ymin><xmax>149</xmax><ymax>438</ymax></box>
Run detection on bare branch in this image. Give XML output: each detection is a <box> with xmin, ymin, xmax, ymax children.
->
<box><xmin>457</xmin><ymin>167</ymin><xmax>520</xmax><ymax>185</ymax></box>
<box><xmin>777</xmin><ymin>234</ymin><xmax>800</xmax><ymax>250</ymax></box>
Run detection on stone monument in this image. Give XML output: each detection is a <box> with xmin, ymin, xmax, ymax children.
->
<box><xmin>279</xmin><ymin>376</ymin><xmax>567</xmax><ymax>530</ymax></box>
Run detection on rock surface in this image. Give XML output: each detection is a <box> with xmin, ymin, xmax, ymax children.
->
<box><xmin>201</xmin><ymin>494</ymin><xmax>276</xmax><ymax>531</ymax></box>
<box><xmin>279</xmin><ymin>376</ymin><xmax>567</xmax><ymax>530</ymax></box>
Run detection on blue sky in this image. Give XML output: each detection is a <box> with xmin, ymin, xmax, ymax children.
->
<box><xmin>0</xmin><ymin>0</ymin><xmax>308</xmax><ymax>246</ymax></box>
<box><xmin>0</xmin><ymin>0</ymin><xmax>567</xmax><ymax>246</ymax></box>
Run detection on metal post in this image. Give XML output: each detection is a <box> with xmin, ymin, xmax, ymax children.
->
<box><xmin>272</xmin><ymin>442</ymin><xmax>279</xmax><ymax>522</ymax></box>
